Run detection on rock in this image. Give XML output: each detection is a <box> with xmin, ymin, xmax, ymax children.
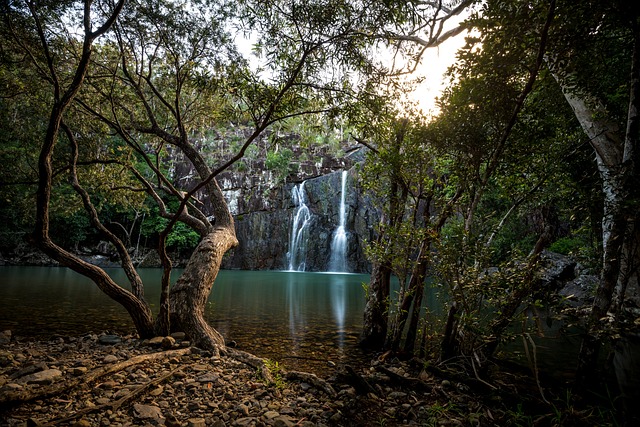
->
<box><xmin>236</xmin><ymin>403</ymin><xmax>250</xmax><ymax>416</ymax></box>
<box><xmin>2</xmin><ymin>383</ymin><xmax>23</xmax><ymax>391</ymax></box>
<box><xmin>0</xmin><ymin>350</ymin><xmax>14</xmax><ymax>367</ymax></box>
<box><xmin>559</xmin><ymin>274</ymin><xmax>598</xmax><ymax>307</ymax></box>
<box><xmin>272</xmin><ymin>416</ymin><xmax>295</xmax><ymax>427</ymax></box>
<box><xmin>197</xmin><ymin>373</ymin><xmax>220</xmax><ymax>383</ymax></box>
<box><xmin>73</xmin><ymin>420</ymin><xmax>91</xmax><ymax>427</ymax></box>
<box><xmin>133</xmin><ymin>404</ymin><xmax>164</xmax><ymax>420</ymax></box>
<box><xmin>263</xmin><ymin>410</ymin><xmax>280</xmax><ymax>419</ymax></box>
<box><xmin>17</xmin><ymin>369</ymin><xmax>62</xmax><ymax>385</ymax></box>
<box><xmin>186</xmin><ymin>418</ymin><xmax>206</xmax><ymax>427</ymax></box>
<box><xmin>536</xmin><ymin>251</ymin><xmax>577</xmax><ymax>289</ymax></box>
<box><xmin>103</xmin><ymin>355</ymin><xmax>118</xmax><ymax>363</ymax></box>
<box><xmin>72</xmin><ymin>367</ymin><xmax>88</xmax><ymax>376</ymax></box>
<box><xmin>0</xmin><ymin>330</ymin><xmax>11</xmax><ymax>344</ymax></box>
<box><xmin>233</xmin><ymin>418</ymin><xmax>258</xmax><ymax>427</ymax></box>
<box><xmin>170</xmin><ymin>332</ymin><xmax>186</xmax><ymax>340</ymax></box>
<box><xmin>388</xmin><ymin>391</ymin><xmax>407</xmax><ymax>399</ymax></box>
<box><xmin>10</xmin><ymin>362</ymin><xmax>48</xmax><ymax>379</ymax></box>
<box><xmin>164</xmin><ymin>413</ymin><xmax>182</xmax><ymax>427</ymax></box>
<box><xmin>145</xmin><ymin>337</ymin><xmax>165</xmax><ymax>347</ymax></box>
<box><xmin>149</xmin><ymin>385</ymin><xmax>164</xmax><ymax>396</ymax></box>
<box><xmin>98</xmin><ymin>335</ymin><xmax>122</xmax><ymax>345</ymax></box>
<box><xmin>162</xmin><ymin>336</ymin><xmax>176</xmax><ymax>349</ymax></box>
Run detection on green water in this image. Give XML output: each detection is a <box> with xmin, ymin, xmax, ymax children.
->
<box><xmin>0</xmin><ymin>266</ymin><xmax>584</xmax><ymax>376</ymax></box>
<box><xmin>0</xmin><ymin>267</ymin><xmax>371</xmax><ymax>373</ymax></box>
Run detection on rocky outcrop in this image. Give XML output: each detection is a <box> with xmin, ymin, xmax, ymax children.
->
<box><xmin>222</xmin><ymin>167</ymin><xmax>377</xmax><ymax>272</ymax></box>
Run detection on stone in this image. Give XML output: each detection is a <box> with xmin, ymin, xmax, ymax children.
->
<box><xmin>145</xmin><ymin>337</ymin><xmax>165</xmax><ymax>347</ymax></box>
<box><xmin>233</xmin><ymin>418</ymin><xmax>257</xmax><ymax>427</ymax></box>
<box><xmin>103</xmin><ymin>355</ymin><xmax>118</xmax><ymax>363</ymax></box>
<box><xmin>0</xmin><ymin>330</ymin><xmax>11</xmax><ymax>344</ymax></box>
<box><xmin>162</xmin><ymin>336</ymin><xmax>176</xmax><ymax>350</ymax></box>
<box><xmin>164</xmin><ymin>413</ymin><xmax>182</xmax><ymax>427</ymax></box>
<box><xmin>0</xmin><ymin>350</ymin><xmax>14</xmax><ymax>367</ymax></box>
<box><xmin>73</xmin><ymin>367</ymin><xmax>88</xmax><ymax>376</ymax></box>
<box><xmin>170</xmin><ymin>332</ymin><xmax>186</xmax><ymax>340</ymax></box>
<box><xmin>10</xmin><ymin>362</ymin><xmax>48</xmax><ymax>379</ymax></box>
<box><xmin>388</xmin><ymin>391</ymin><xmax>407</xmax><ymax>399</ymax></box>
<box><xmin>263</xmin><ymin>410</ymin><xmax>280</xmax><ymax>419</ymax></box>
<box><xmin>2</xmin><ymin>383</ymin><xmax>23</xmax><ymax>391</ymax></box>
<box><xmin>196</xmin><ymin>373</ymin><xmax>220</xmax><ymax>383</ymax></box>
<box><xmin>133</xmin><ymin>404</ymin><xmax>164</xmax><ymax>420</ymax></box>
<box><xmin>18</xmin><ymin>369</ymin><xmax>62</xmax><ymax>385</ymax></box>
<box><xmin>99</xmin><ymin>335</ymin><xmax>122</xmax><ymax>345</ymax></box>
<box><xmin>73</xmin><ymin>420</ymin><xmax>91</xmax><ymax>427</ymax></box>
<box><xmin>236</xmin><ymin>403</ymin><xmax>250</xmax><ymax>416</ymax></box>
<box><xmin>186</xmin><ymin>418</ymin><xmax>206</xmax><ymax>427</ymax></box>
<box><xmin>272</xmin><ymin>416</ymin><xmax>296</xmax><ymax>427</ymax></box>
<box><xmin>149</xmin><ymin>385</ymin><xmax>164</xmax><ymax>396</ymax></box>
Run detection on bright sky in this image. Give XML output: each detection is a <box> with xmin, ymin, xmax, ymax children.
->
<box><xmin>235</xmin><ymin>9</ymin><xmax>470</xmax><ymax>118</ymax></box>
<box><xmin>408</xmin><ymin>33</ymin><xmax>468</xmax><ymax>116</ymax></box>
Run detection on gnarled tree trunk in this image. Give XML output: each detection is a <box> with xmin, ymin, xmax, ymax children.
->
<box><xmin>169</xmin><ymin>226</ymin><xmax>238</xmax><ymax>355</ymax></box>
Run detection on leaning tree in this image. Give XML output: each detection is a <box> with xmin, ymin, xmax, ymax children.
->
<box><xmin>2</xmin><ymin>0</ymin><xmax>477</xmax><ymax>355</ymax></box>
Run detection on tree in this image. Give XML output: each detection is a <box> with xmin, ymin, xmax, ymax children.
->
<box><xmin>2</xmin><ymin>0</ymin><xmax>483</xmax><ymax>355</ymax></box>
<box><xmin>541</xmin><ymin>0</ymin><xmax>640</xmax><ymax>385</ymax></box>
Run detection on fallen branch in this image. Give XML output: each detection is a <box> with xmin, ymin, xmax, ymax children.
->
<box><xmin>0</xmin><ymin>348</ymin><xmax>191</xmax><ymax>407</ymax></box>
<box><xmin>44</xmin><ymin>367</ymin><xmax>183</xmax><ymax>426</ymax></box>
<box><xmin>285</xmin><ymin>370</ymin><xmax>336</xmax><ymax>397</ymax></box>
<box><xmin>336</xmin><ymin>365</ymin><xmax>378</xmax><ymax>396</ymax></box>
<box><xmin>374</xmin><ymin>365</ymin><xmax>431</xmax><ymax>391</ymax></box>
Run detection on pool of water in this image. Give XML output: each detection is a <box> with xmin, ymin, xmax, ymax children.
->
<box><xmin>0</xmin><ymin>266</ymin><xmax>372</xmax><ymax>374</ymax></box>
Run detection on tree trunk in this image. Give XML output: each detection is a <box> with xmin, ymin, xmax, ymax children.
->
<box><xmin>169</xmin><ymin>226</ymin><xmax>238</xmax><ymax>355</ymax></box>
<box><xmin>403</xmin><ymin>264</ymin><xmax>426</xmax><ymax>354</ymax></box>
<box><xmin>389</xmin><ymin>242</ymin><xmax>429</xmax><ymax>352</ymax></box>
<box><xmin>547</xmin><ymin>24</ymin><xmax>640</xmax><ymax>382</ymax></box>
<box><xmin>360</xmin><ymin>257</ymin><xmax>391</xmax><ymax>348</ymax></box>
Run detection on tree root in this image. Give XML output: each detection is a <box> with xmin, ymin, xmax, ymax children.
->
<box><xmin>285</xmin><ymin>370</ymin><xmax>336</xmax><ymax>397</ymax></box>
<box><xmin>224</xmin><ymin>347</ymin><xmax>274</xmax><ymax>383</ymax></box>
<box><xmin>336</xmin><ymin>365</ymin><xmax>378</xmax><ymax>396</ymax></box>
<box><xmin>224</xmin><ymin>347</ymin><xmax>336</xmax><ymax>396</ymax></box>
<box><xmin>0</xmin><ymin>348</ymin><xmax>191</xmax><ymax>407</ymax></box>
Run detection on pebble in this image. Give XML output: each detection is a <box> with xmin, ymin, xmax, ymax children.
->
<box><xmin>0</xmin><ymin>332</ymin><xmax>473</xmax><ymax>427</ymax></box>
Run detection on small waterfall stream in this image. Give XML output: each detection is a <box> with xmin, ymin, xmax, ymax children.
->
<box><xmin>328</xmin><ymin>171</ymin><xmax>348</xmax><ymax>272</ymax></box>
<box><xmin>287</xmin><ymin>181</ymin><xmax>311</xmax><ymax>271</ymax></box>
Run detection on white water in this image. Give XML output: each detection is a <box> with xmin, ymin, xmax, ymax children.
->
<box><xmin>287</xmin><ymin>181</ymin><xmax>312</xmax><ymax>271</ymax></box>
<box><xmin>328</xmin><ymin>171</ymin><xmax>348</xmax><ymax>272</ymax></box>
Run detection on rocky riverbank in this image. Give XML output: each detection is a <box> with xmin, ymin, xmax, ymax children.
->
<box><xmin>0</xmin><ymin>331</ymin><xmax>618</xmax><ymax>427</ymax></box>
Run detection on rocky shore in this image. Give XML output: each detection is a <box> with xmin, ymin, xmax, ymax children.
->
<box><xmin>0</xmin><ymin>331</ymin><xmax>455</xmax><ymax>427</ymax></box>
<box><xmin>0</xmin><ymin>330</ymin><xmax>618</xmax><ymax>427</ymax></box>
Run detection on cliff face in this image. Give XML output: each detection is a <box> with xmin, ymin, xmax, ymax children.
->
<box><xmin>0</xmin><ymin>138</ymin><xmax>378</xmax><ymax>271</ymax></box>
<box><xmin>220</xmin><ymin>167</ymin><xmax>377</xmax><ymax>273</ymax></box>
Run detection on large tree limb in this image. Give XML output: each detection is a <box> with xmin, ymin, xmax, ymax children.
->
<box><xmin>0</xmin><ymin>348</ymin><xmax>191</xmax><ymax>407</ymax></box>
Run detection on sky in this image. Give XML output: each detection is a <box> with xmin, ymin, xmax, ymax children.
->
<box><xmin>409</xmin><ymin>32</ymin><xmax>468</xmax><ymax>115</ymax></box>
<box><xmin>235</xmin><ymin>7</ymin><xmax>471</xmax><ymax>119</ymax></box>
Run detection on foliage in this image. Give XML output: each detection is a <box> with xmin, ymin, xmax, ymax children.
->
<box><xmin>265</xmin><ymin>148</ymin><xmax>294</xmax><ymax>183</ymax></box>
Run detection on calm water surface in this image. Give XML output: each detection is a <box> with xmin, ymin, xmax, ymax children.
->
<box><xmin>0</xmin><ymin>266</ymin><xmax>584</xmax><ymax>377</ymax></box>
<box><xmin>0</xmin><ymin>267</ymin><xmax>371</xmax><ymax>374</ymax></box>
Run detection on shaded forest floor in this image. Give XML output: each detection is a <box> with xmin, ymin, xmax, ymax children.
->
<box><xmin>0</xmin><ymin>332</ymin><xmax>621</xmax><ymax>426</ymax></box>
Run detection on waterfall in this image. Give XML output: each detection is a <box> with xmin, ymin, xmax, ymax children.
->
<box><xmin>328</xmin><ymin>171</ymin><xmax>348</xmax><ymax>272</ymax></box>
<box><xmin>287</xmin><ymin>181</ymin><xmax>311</xmax><ymax>271</ymax></box>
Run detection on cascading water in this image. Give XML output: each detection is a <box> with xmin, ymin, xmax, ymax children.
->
<box><xmin>287</xmin><ymin>181</ymin><xmax>312</xmax><ymax>271</ymax></box>
<box><xmin>328</xmin><ymin>171</ymin><xmax>348</xmax><ymax>272</ymax></box>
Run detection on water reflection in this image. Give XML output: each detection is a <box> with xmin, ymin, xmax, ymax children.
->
<box><xmin>286</xmin><ymin>271</ymin><xmax>306</xmax><ymax>349</ymax></box>
<box><xmin>329</xmin><ymin>273</ymin><xmax>347</xmax><ymax>348</ymax></box>
<box><xmin>0</xmin><ymin>267</ymin><xmax>371</xmax><ymax>374</ymax></box>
